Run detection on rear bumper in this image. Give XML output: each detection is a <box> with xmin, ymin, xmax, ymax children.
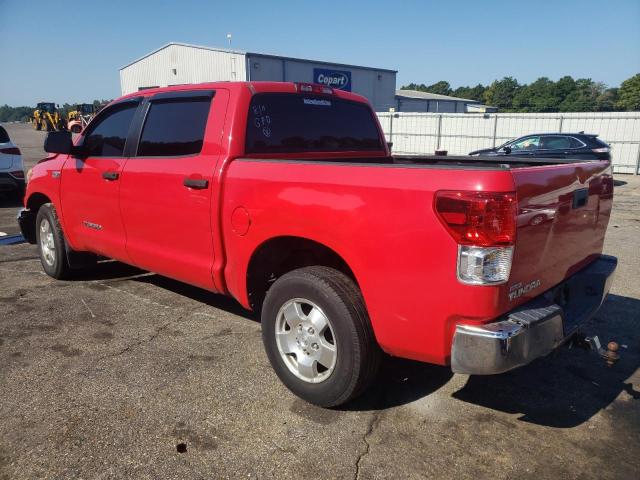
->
<box><xmin>0</xmin><ymin>172</ymin><xmax>25</xmax><ymax>193</ymax></box>
<box><xmin>451</xmin><ymin>254</ymin><xmax>617</xmax><ymax>375</ymax></box>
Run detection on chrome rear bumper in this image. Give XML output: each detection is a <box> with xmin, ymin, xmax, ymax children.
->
<box><xmin>451</xmin><ymin>255</ymin><xmax>617</xmax><ymax>375</ymax></box>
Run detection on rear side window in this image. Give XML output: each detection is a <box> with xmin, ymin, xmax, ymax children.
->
<box><xmin>137</xmin><ymin>98</ymin><xmax>211</xmax><ymax>157</ymax></box>
<box><xmin>541</xmin><ymin>136</ymin><xmax>571</xmax><ymax>149</ymax></box>
<box><xmin>569</xmin><ymin>137</ymin><xmax>585</xmax><ymax>148</ymax></box>
<box><xmin>589</xmin><ymin>136</ymin><xmax>609</xmax><ymax>148</ymax></box>
<box><xmin>245</xmin><ymin>93</ymin><xmax>383</xmax><ymax>154</ymax></box>
<box><xmin>83</xmin><ymin>103</ymin><xmax>137</xmax><ymax>157</ymax></box>
<box><xmin>0</xmin><ymin>126</ymin><xmax>9</xmax><ymax>143</ymax></box>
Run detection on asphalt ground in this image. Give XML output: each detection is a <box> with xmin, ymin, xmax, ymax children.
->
<box><xmin>1</xmin><ymin>122</ymin><xmax>639</xmax><ymax>479</ymax></box>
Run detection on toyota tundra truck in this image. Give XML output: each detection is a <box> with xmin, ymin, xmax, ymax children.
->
<box><xmin>18</xmin><ymin>82</ymin><xmax>617</xmax><ymax>407</ymax></box>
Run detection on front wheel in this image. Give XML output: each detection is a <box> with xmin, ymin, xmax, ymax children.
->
<box><xmin>261</xmin><ymin>266</ymin><xmax>381</xmax><ymax>407</ymax></box>
<box><xmin>36</xmin><ymin>204</ymin><xmax>72</xmax><ymax>279</ymax></box>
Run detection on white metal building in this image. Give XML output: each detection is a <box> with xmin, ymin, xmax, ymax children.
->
<box><xmin>120</xmin><ymin>42</ymin><xmax>398</xmax><ymax>111</ymax></box>
<box><xmin>395</xmin><ymin>89</ymin><xmax>497</xmax><ymax>113</ymax></box>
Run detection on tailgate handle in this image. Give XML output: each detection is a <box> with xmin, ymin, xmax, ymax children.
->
<box><xmin>572</xmin><ymin>188</ymin><xmax>588</xmax><ymax>209</ymax></box>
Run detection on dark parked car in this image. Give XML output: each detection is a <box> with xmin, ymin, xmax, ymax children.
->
<box><xmin>469</xmin><ymin>133</ymin><xmax>611</xmax><ymax>161</ymax></box>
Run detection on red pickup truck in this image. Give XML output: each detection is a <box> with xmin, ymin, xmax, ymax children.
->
<box><xmin>18</xmin><ymin>82</ymin><xmax>617</xmax><ymax>407</ymax></box>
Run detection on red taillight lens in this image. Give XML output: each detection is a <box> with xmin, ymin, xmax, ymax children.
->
<box><xmin>0</xmin><ymin>147</ymin><xmax>21</xmax><ymax>155</ymax></box>
<box><xmin>435</xmin><ymin>191</ymin><xmax>517</xmax><ymax>246</ymax></box>
<box><xmin>10</xmin><ymin>170</ymin><xmax>25</xmax><ymax>179</ymax></box>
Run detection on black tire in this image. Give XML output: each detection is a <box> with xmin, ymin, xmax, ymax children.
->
<box><xmin>35</xmin><ymin>203</ymin><xmax>75</xmax><ymax>279</ymax></box>
<box><xmin>261</xmin><ymin>266</ymin><xmax>381</xmax><ymax>407</ymax></box>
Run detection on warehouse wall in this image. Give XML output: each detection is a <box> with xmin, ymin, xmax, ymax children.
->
<box><xmin>377</xmin><ymin>111</ymin><xmax>640</xmax><ymax>174</ymax></box>
<box><xmin>247</xmin><ymin>54</ymin><xmax>397</xmax><ymax>112</ymax></box>
<box><xmin>120</xmin><ymin>44</ymin><xmax>247</xmax><ymax>94</ymax></box>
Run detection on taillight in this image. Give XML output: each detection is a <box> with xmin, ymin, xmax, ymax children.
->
<box><xmin>10</xmin><ymin>170</ymin><xmax>25</xmax><ymax>179</ymax></box>
<box><xmin>592</xmin><ymin>147</ymin><xmax>610</xmax><ymax>153</ymax></box>
<box><xmin>435</xmin><ymin>191</ymin><xmax>517</xmax><ymax>285</ymax></box>
<box><xmin>295</xmin><ymin>82</ymin><xmax>334</xmax><ymax>95</ymax></box>
<box><xmin>0</xmin><ymin>147</ymin><xmax>21</xmax><ymax>155</ymax></box>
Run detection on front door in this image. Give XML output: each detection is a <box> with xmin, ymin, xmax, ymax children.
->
<box><xmin>119</xmin><ymin>89</ymin><xmax>228</xmax><ymax>290</ymax></box>
<box><xmin>60</xmin><ymin>100</ymin><xmax>140</xmax><ymax>260</ymax></box>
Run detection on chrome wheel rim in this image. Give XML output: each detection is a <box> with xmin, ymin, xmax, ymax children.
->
<box><xmin>275</xmin><ymin>298</ymin><xmax>337</xmax><ymax>384</ymax></box>
<box><xmin>39</xmin><ymin>218</ymin><xmax>56</xmax><ymax>267</ymax></box>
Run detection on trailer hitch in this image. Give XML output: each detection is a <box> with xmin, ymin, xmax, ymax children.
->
<box><xmin>571</xmin><ymin>333</ymin><xmax>620</xmax><ymax>367</ymax></box>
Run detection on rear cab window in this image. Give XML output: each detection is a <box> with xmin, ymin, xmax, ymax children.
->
<box><xmin>137</xmin><ymin>96</ymin><xmax>212</xmax><ymax>157</ymax></box>
<box><xmin>245</xmin><ymin>93</ymin><xmax>383</xmax><ymax>156</ymax></box>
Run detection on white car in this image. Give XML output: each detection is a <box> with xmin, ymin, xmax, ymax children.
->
<box><xmin>0</xmin><ymin>125</ymin><xmax>25</xmax><ymax>199</ymax></box>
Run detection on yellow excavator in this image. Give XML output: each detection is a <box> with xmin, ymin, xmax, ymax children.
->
<box><xmin>67</xmin><ymin>103</ymin><xmax>99</xmax><ymax>133</ymax></box>
<box><xmin>32</xmin><ymin>102</ymin><xmax>65</xmax><ymax>132</ymax></box>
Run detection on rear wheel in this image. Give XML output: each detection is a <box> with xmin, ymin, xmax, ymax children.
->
<box><xmin>261</xmin><ymin>266</ymin><xmax>381</xmax><ymax>407</ymax></box>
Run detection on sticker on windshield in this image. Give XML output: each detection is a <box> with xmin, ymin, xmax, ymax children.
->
<box><xmin>303</xmin><ymin>98</ymin><xmax>331</xmax><ymax>107</ymax></box>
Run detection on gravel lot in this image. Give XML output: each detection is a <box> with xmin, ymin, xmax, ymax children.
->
<box><xmin>1</xmin><ymin>123</ymin><xmax>639</xmax><ymax>479</ymax></box>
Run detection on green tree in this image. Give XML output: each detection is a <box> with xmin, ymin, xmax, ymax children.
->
<box><xmin>559</xmin><ymin>79</ymin><xmax>603</xmax><ymax>111</ymax></box>
<box><xmin>512</xmin><ymin>77</ymin><xmax>561</xmax><ymax>112</ymax></box>
<box><xmin>596</xmin><ymin>88</ymin><xmax>619</xmax><ymax>111</ymax></box>
<box><xmin>424</xmin><ymin>81</ymin><xmax>452</xmax><ymax>96</ymax></box>
<box><xmin>401</xmin><ymin>81</ymin><xmax>452</xmax><ymax>96</ymax></box>
<box><xmin>452</xmin><ymin>84</ymin><xmax>486</xmax><ymax>102</ymax></box>
<box><xmin>616</xmin><ymin>73</ymin><xmax>640</xmax><ymax>111</ymax></box>
<box><xmin>483</xmin><ymin>77</ymin><xmax>521</xmax><ymax>110</ymax></box>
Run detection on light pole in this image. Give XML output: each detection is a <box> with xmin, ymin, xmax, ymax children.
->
<box><xmin>227</xmin><ymin>33</ymin><xmax>232</xmax><ymax>47</ymax></box>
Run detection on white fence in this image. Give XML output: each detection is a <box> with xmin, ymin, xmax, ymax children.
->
<box><xmin>377</xmin><ymin>112</ymin><xmax>640</xmax><ymax>174</ymax></box>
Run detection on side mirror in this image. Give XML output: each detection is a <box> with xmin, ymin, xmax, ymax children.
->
<box><xmin>387</xmin><ymin>141</ymin><xmax>393</xmax><ymax>151</ymax></box>
<box><xmin>44</xmin><ymin>131</ymin><xmax>74</xmax><ymax>155</ymax></box>
<box><xmin>503</xmin><ymin>146</ymin><xmax>512</xmax><ymax>154</ymax></box>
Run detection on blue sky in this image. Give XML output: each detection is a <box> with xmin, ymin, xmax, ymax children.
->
<box><xmin>1</xmin><ymin>0</ymin><xmax>639</xmax><ymax>106</ymax></box>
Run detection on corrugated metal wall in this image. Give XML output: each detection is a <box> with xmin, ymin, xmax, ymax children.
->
<box><xmin>246</xmin><ymin>54</ymin><xmax>397</xmax><ymax>112</ymax></box>
<box><xmin>120</xmin><ymin>45</ymin><xmax>247</xmax><ymax>94</ymax></box>
<box><xmin>378</xmin><ymin>112</ymin><xmax>640</xmax><ymax>174</ymax></box>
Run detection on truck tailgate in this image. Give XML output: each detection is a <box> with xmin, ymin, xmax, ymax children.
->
<box><xmin>507</xmin><ymin>161</ymin><xmax>613</xmax><ymax>305</ymax></box>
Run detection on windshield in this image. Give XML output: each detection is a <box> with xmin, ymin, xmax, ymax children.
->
<box><xmin>245</xmin><ymin>93</ymin><xmax>383</xmax><ymax>154</ymax></box>
<box><xmin>38</xmin><ymin>103</ymin><xmax>56</xmax><ymax>113</ymax></box>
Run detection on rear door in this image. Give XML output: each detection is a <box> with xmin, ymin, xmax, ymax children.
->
<box><xmin>60</xmin><ymin>99</ymin><xmax>140</xmax><ymax>259</ymax></box>
<box><xmin>118</xmin><ymin>89</ymin><xmax>229</xmax><ymax>290</ymax></box>
<box><xmin>537</xmin><ymin>135</ymin><xmax>572</xmax><ymax>159</ymax></box>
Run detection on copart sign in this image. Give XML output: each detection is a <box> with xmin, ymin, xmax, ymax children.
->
<box><xmin>313</xmin><ymin>68</ymin><xmax>352</xmax><ymax>91</ymax></box>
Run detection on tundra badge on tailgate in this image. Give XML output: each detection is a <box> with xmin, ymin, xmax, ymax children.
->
<box><xmin>509</xmin><ymin>279</ymin><xmax>541</xmax><ymax>301</ymax></box>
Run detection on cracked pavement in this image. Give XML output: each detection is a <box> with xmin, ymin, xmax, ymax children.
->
<box><xmin>1</xmin><ymin>123</ymin><xmax>639</xmax><ymax>479</ymax></box>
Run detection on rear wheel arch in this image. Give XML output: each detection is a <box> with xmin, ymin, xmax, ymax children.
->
<box><xmin>246</xmin><ymin>236</ymin><xmax>359</xmax><ymax>313</ymax></box>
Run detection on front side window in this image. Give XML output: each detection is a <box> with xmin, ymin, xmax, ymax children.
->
<box><xmin>137</xmin><ymin>98</ymin><xmax>211</xmax><ymax>157</ymax></box>
<box><xmin>83</xmin><ymin>103</ymin><xmax>138</xmax><ymax>157</ymax></box>
<box><xmin>510</xmin><ymin>136</ymin><xmax>540</xmax><ymax>151</ymax></box>
<box><xmin>245</xmin><ymin>93</ymin><xmax>383</xmax><ymax>154</ymax></box>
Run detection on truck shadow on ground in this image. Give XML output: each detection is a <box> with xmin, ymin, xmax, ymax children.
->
<box><xmin>74</xmin><ymin>261</ymin><xmax>639</xmax><ymax>426</ymax></box>
<box><xmin>451</xmin><ymin>294</ymin><xmax>639</xmax><ymax>428</ymax></box>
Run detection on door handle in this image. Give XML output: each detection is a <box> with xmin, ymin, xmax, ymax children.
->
<box><xmin>102</xmin><ymin>171</ymin><xmax>119</xmax><ymax>181</ymax></box>
<box><xmin>183</xmin><ymin>177</ymin><xmax>209</xmax><ymax>189</ymax></box>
